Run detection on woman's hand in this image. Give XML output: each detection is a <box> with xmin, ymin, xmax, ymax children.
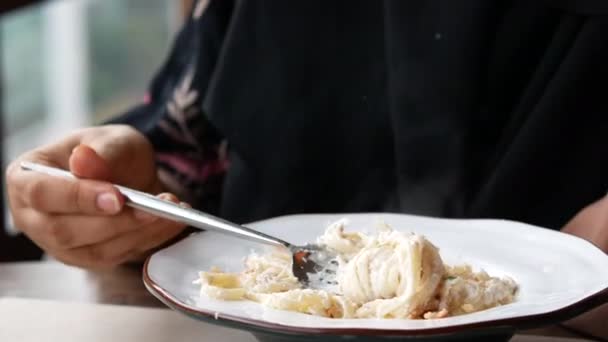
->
<box><xmin>5</xmin><ymin>124</ymin><xmax>186</xmax><ymax>269</ymax></box>
<box><xmin>562</xmin><ymin>195</ymin><xmax>608</xmax><ymax>252</ymax></box>
<box><xmin>560</xmin><ymin>194</ymin><xmax>608</xmax><ymax>339</ymax></box>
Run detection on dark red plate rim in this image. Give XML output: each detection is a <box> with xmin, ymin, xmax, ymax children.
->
<box><xmin>142</xmin><ymin>257</ymin><xmax>608</xmax><ymax>337</ymax></box>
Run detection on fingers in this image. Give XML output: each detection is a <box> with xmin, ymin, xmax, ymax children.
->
<box><xmin>53</xmin><ymin>193</ymin><xmax>187</xmax><ymax>269</ymax></box>
<box><xmin>14</xmin><ymin>208</ymin><xmax>158</xmax><ymax>251</ymax></box>
<box><xmin>69</xmin><ymin>144</ymin><xmax>113</xmax><ymax>181</ymax></box>
<box><xmin>12</xmin><ymin>191</ymin><xmax>189</xmax><ymax>270</ymax></box>
<box><xmin>57</xmin><ymin>218</ymin><xmax>186</xmax><ymax>270</ymax></box>
<box><xmin>79</xmin><ymin>125</ymin><xmax>158</xmax><ymax>188</ymax></box>
<box><xmin>9</xmin><ymin>165</ymin><xmax>125</xmax><ymax>215</ymax></box>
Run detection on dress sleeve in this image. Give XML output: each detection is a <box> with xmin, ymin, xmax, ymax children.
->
<box><xmin>106</xmin><ymin>0</ymin><xmax>234</xmax><ymax>214</ymax></box>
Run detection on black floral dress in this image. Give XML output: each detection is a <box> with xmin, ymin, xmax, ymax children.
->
<box><xmin>110</xmin><ymin>0</ymin><xmax>608</xmax><ymax>229</ymax></box>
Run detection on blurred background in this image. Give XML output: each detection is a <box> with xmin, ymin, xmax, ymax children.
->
<box><xmin>0</xmin><ymin>0</ymin><xmax>194</xmax><ymax>260</ymax></box>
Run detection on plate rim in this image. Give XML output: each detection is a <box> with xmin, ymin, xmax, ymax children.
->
<box><xmin>142</xmin><ymin>213</ymin><xmax>608</xmax><ymax>336</ymax></box>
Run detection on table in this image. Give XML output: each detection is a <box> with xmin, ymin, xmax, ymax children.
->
<box><xmin>0</xmin><ymin>260</ymin><xmax>158</xmax><ymax>307</ymax></box>
<box><xmin>0</xmin><ymin>261</ymin><xmax>597</xmax><ymax>341</ymax></box>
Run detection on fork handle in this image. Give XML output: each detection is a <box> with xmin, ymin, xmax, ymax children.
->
<box><xmin>20</xmin><ymin>161</ymin><xmax>291</xmax><ymax>249</ymax></box>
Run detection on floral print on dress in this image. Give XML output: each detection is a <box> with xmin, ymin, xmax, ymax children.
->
<box><xmin>193</xmin><ymin>0</ymin><xmax>210</xmax><ymax>19</ymax></box>
<box><xmin>158</xmin><ymin>67</ymin><xmax>200</xmax><ymax>147</ymax></box>
<box><xmin>153</xmin><ymin>64</ymin><xmax>229</xmax><ymax>207</ymax></box>
<box><xmin>109</xmin><ymin>0</ymin><xmax>231</xmax><ymax>214</ymax></box>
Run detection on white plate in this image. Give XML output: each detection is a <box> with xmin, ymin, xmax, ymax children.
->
<box><xmin>144</xmin><ymin>213</ymin><xmax>608</xmax><ymax>340</ymax></box>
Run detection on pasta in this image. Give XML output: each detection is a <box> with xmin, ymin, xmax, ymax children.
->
<box><xmin>194</xmin><ymin>219</ymin><xmax>517</xmax><ymax>319</ymax></box>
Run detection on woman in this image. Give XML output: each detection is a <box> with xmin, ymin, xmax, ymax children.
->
<box><xmin>5</xmin><ymin>0</ymin><xmax>608</xmax><ymax>337</ymax></box>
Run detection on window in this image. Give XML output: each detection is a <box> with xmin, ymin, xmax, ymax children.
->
<box><xmin>1</xmin><ymin>0</ymin><xmax>186</xmax><ymax>232</ymax></box>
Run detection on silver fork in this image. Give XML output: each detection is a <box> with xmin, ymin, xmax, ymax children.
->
<box><xmin>19</xmin><ymin>161</ymin><xmax>333</xmax><ymax>285</ymax></box>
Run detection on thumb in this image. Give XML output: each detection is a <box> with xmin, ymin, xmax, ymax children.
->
<box><xmin>69</xmin><ymin>144</ymin><xmax>113</xmax><ymax>181</ymax></box>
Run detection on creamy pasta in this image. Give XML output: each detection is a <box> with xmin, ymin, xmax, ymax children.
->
<box><xmin>194</xmin><ymin>219</ymin><xmax>517</xmax><ymax>319</ymax></box>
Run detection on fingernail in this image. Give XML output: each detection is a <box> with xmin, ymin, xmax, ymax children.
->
<box><xmin>96</xmin><ymin>193</ymin><xmax>120</xmax><ymax>214</ymax></box>
<box><xmin>158</xmin><ymin>193</ymin><xmax>177</xmax><ymax>202</ymax></box>
<box><xmin>134</xmin><ymin>209</ymin><xmax>158</xmax><ymax>222</ymax></box>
